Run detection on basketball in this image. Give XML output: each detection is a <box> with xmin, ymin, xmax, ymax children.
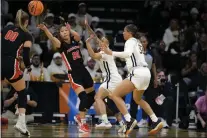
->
<box><xmin>28</xmin><ymin>0</ymin><xmax>44</xmax><ymax>16</ymax></box>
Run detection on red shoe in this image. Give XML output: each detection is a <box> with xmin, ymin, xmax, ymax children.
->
<box><xmin>79</xmin><ymin>123</ymin><xmax>90</xmax><ymax>133</ymax></box>
<box><xmin>74</xmin><ymin>115</ymin><xmax>81</xmax><ymax>125</ymax></box>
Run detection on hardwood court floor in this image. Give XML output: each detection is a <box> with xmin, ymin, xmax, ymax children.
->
<box><xmin>1</xmin><ymin>124</ymin><xmax>207</xmax><ymax>137</ymax></box>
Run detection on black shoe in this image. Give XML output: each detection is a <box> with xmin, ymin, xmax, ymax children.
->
<box><xmin>148</xmin><ymin>119</ymin><xmax>163</xmax><ymax>135</ymax></box>
<box><xmin>133</xmin><ymin>125</ymin><xmax>139</xmax><ymax>129</ymax></box>
<box><xmin>125</xmin><ymin>118</ymin><xmax>137</xmax><ymax>135</ymax></box>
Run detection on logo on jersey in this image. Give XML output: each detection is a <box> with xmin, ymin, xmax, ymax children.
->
<box><xmin>72</xmin><ymin>50</ymin><xmax>81</xmax><ymax>60</ymax></box>
<box><xmin>67</xmin><ymin>46</ymin><xmax>80</xmax><ymax>53</ymax></box>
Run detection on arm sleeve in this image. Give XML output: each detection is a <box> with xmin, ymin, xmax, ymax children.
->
<box><xmin>23</xmin><ymin>47</ymin><xmax>31</xmax><ymax>67</ymax></box>
<box><xmin>25</xmin><ymin>32</ymin><xmax>33</xmax><ymax>42</ymax></box>
<box><xmin>23</xmin><ymin>33</ymin><xmax>33</xmax><ymax>67</ymax></box>
<box><xmin>112</xmin><ymin>39</ymin><xmax>135</xmax><ymax>58</ymax></box>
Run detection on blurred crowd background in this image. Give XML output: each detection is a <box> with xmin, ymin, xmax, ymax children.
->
<box><xmin>1</xmin><ymin>0</ymin><xmax>207</xmax><ymax>131</ymax></box>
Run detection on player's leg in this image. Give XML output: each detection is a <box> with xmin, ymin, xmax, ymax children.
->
<box><xmin>106</xmin><ymin>98</ymin><xmax>126</xmax><ymax>133</ymax></box>
<box><xmin>133</xmin><ymin>89</ymin><xmax>163</xmax><ymax>135</ymax></box>
<box><xmin>8</xmin><ymin>77</ymin><xmax>30</xmax><ymax>136</ymax></box>
<box><xmin>67</xmin><ymin>74</ymin><xmax>90</xmax><ymax>133</ymax></box>
<box><xmin>83</xmin><ymin>68</ymin><xmax>96</xmax><ymax>110</ymax></box>
<box><xmin>4</xmin><ymin>57</ymin><xmax>30</xmax><ymax>136</ymax></box>
<box><xmin>110</xmin><ymin>79</ymin><xmax>137</xmax><ymax>135</ymax></box>
<box><xmin>94</xmin><ymin>87</ymin><xmax>112</xmax><ymax>129</ymax></box>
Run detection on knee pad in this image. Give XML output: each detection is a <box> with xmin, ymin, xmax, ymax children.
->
<box><xmin>17</xmin><ymin>89</ymin><xmax>27</xmax><ymax>108</ymax></box>
<box><xmin>78</xmin><ymin>91</ymin><xmax>88</xmax><ymax>112</ymax></box>
<box><xmin>86</xmin><ymin>90</ymin><xmax>96</xmax><ymax>109</ymax></box>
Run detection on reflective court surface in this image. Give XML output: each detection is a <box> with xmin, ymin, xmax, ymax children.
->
<box><xmin>1</xmin><ymin>124</ymin><xmax>207</xmax><ymax>137</ymax></box>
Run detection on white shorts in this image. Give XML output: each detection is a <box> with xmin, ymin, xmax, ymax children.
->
<box><xmin>100</xmin><ymin>75</ymin><xmax>122</xmax><ymax>92</ymax></box>
<box><xmin>127</xmin><ymin>67</ymin><xmax>151</xmax><ymax>90</ymax></box>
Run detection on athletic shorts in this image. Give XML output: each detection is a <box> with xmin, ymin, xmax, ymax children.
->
<box><xmin>68</xmin><ymin>66</ymin><xmax>93</xmax><ymax>90</ymax></box>
<box><xmin>127</xmin><ymin>67</ymin><xmax>151</xmax><ymax>90</ymax></box>
<box><xmin>100</xmin><ymin>75</ymin><xmax>122</xmax><ymax>92</ymax></box>
<box><xmin>1</xmin><ymin>56</ymin><xmax>23</xmax><ymax>83</ymax></box>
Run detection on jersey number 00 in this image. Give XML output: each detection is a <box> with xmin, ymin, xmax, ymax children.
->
<box><xmin>4</xmin><ymin>30</ymin><xmax>19</xmax><ymax>42</ymax></box>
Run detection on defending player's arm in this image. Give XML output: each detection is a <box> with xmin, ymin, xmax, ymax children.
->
<box><xmin>38</xmin><ymin>24</ymin><xmax>61</xmax><ymax>48</ymax></box>
<box><xmin>84</xmin><ymin>17</ymin><xmax>102</xmax><ymax>44</ymax></box>
<box><xmin>86</xmin><ymin>35</ymin><xmax>102</xmax><ymax>60</ymax></box>
<box><xmin>103</xmin><ymin>39</ymin><xmax>134</xmax><ymax>58</ymax></box>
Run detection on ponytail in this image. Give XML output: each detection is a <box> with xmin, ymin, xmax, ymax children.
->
<box><xmin>16</xmin><ymin>9</ymin><xmax>29</xmax><ymax>32</ymax></box>
<box><xmin>134</xmin><ymin>31</ymin><xmax>141</xmax><ymax>39</ymax></box>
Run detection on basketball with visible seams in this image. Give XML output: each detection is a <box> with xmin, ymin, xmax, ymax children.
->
<box><xmin>28</xmin><ymin>0</ymin><xmax>44</xmax><ymax>16</ymax></box>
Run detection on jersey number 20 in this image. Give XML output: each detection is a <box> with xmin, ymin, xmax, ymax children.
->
<box><xmin>4</xmin><ymin>30</ymin><xmax>19</xmax><ymax>42</ymax></box>
<box><xmin>72</xmin><ymin>50</ymin><xmax>81</xmax><ymax>60</ymax></box>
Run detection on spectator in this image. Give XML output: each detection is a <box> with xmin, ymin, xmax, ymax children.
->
<box><xmin>28</xmin><ymin>16</ymin><xmax>40</xmax><ymax>39</ymax></box>
<box><xmin>1</xmin><ymin>87</ymin><xmax>38</xmax><ymax>124</ymax></box>
<box><xmin>198</xmin><ymin>62</ymin><xmax>207</xmax><ymax>91</ymax></box>
<box><xmin>68</xmin><ymin>13</ymin><xmax>83</xmax><ymax>36</ymax></box>
<box><xmin>181</xmin><ymin>52</ymin><xmax>199</xmax><ymax>89</ymax></box>
<box><xmin>85</xmin><ymin>58</ymin><xmax>101</xmax><ymax>82</ymax></box>
<box><xmin>47</xmin><ymin>52</ymin><xmax>68</xmax><ymax>82</ymax></box>
<box><xmin>91</xmin><ymin>16</ymin><xmax>100</xmax><ymax>31</ymax></box>
<box><xmin>195</xmin><ymin>88</ymin><xmax>207</xmax><ymax>130</ymax></box>
<box><xmin>186</xmin><ymin>21</ymin><xmax>202</xmax><ymax>51</ymax></box>
<box><xmin>163</xmin><ymin>19</ymin><xmax>179</xmax><ymax>52</ymax></box>
<box><xmin>151</xmin><ymin>69</ymin><xmax>175</xmax><ymax>128</ymax></box>
<box><xmin>24</xmin><ymin>54</ymin><xmax>51</xmax><ymax>82</ymax></box>
<box><xmin>76</xmin><ymin>3</ymin><xmax>92</xmax><ymax>27</ymax></box>
<box><xmin>95</xmin><ymin>28</ymin><xmax>106</xmax><ymax>39</ymax></box>
<box><xmin>166</xmin><ymin>42</ymin><xmax>182</xmax><ymax>73</ymax></box>
<box><xmin>44</xmin><ymin>13</ymin><xmax>58</xmax><ymax>35</ymax></box>
<box><xmin>189</xmin><ymin>7</ymin><xmax>199</xmax><ymax>25</ymax></box>
<box><xmin>79</xmin><ymin>41</ymin><xmax>89</xmax><ymax>66</ymax></box>
<box><xmin>196</xmin><ymin>33</ymin><xmax>207</xmax><ymax>67</ymax></box>
<box><xmin>89</xmin><ymin>28</ymin><xmax>106</xmax><ymax>50</ymax></box>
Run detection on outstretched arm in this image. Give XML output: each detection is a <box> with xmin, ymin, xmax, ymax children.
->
<box><xmin>38</xmin><ymin>23</ymin><xmax>61</xmax><ymax>48</ymax></box>
<box><xmin>86</xmin><ymin>35</ymin><xmax>102</xmax><ymax>60</ymax></box>
<box><xmin>84</xmin><ymin>16</ymin><xmax>102</xmax><ymax>44</ymax></box>
<box><xmin>102</xmin><ymin>39</ymin><xmax>135</xmax><ymax>58</ymax></box>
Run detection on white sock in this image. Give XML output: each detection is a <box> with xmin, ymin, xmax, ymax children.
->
<box><xmin>18</xmin><ymin>113</ymin><xmax>26</xmax><ymax>123</ymax></box>
<box><xmin>124</xmin><ymin>113</ymin><xmax>131</xmax><ymax>122</ymax></box>
<box><xmin>150</xmin><ymin>114</ymin><xmax>158</xmax><ymax>122</ymax></box>
<box><xmin>81</xmin><ymin>118</ymin><xmax>86</xmax><ymax>124</ymax></box>
<box><xmin>101</xmin><ymin>114</ymin><xmax>109</xmax><ymax>123</ymax></box>
<box><xmin>119</xmin><ymin>120</ymin><xmax>124</xmax><ymax>126</ymax></box>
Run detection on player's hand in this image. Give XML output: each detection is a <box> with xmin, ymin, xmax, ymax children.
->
<box><xmin>37</xmin><ymin>23</ymin><xmax>47</xmax><ymax>31</ymax></box>
<box><xmin>86</xmin><ymin>35</ymin><xmax>95</xmax><ymax>42</ymax></box>
<box><xmin>101</xmin><ymin>45</ymin><xmax>112</xmax><ymax>55</ymax></box>
<box><xmin>65</xmin><ymin>22</ymin><xmax>71</xmax><ymax>30</ymax></box>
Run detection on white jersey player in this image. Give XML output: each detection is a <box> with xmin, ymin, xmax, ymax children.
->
<box><xmin>102</xmin><ymin>24</ymin><xmax>163</xmax><ymax>136</ymax></box>
<box><xmin>98</xmin><ymin>50</ymin><xmax>122</xmax><ymax>92</ymax></box>
<box><xmin>85</xmin><ymin>36</ymin><xmax>124</xmax><ymax>130</ymax></box>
